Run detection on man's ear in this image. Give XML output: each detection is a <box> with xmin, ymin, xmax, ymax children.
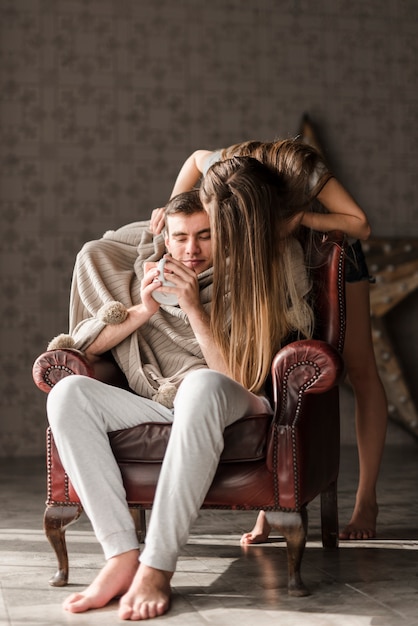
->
<box><xmin>164</xmin><ymin>235</ymin><xmax>170</xmax><ymax>253</ymax></box>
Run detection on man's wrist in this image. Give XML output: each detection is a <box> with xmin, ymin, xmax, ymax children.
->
<box><xmin>187</xmin><ymin>306</ymin><xmax>209</xmax><ymax>327</ymax></box>
<box><xmin>128</xmin><ymin>303</ymin><xmax>154</xmax><ymax>327</ymax></box>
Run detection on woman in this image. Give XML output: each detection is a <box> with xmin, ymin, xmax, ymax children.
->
<box><xmin>151</xmin><ymin>139</ymin><xmax>387</xmax><ymax>541</ymax></box>
<box><xmin>48</xmin><ymin>158</ymin><xmax>315</xmax><ymax>620</ymax></box>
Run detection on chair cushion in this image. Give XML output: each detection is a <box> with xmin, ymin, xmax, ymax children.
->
<box><xmin>109</xmin><ymin>413</ymin><xmax>272</xmax><ymax>463</ymax></box>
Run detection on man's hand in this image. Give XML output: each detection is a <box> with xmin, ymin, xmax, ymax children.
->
<box><xmin>152</xmin><ymin>256</ymin><xmax>202</xmax><ymax>314</ymax></box>
<box><xmin>157</xmin><ymin>256</ymin><xmax>228</xmax><ymax>374</ymax></box>
<box><xmin>84</xmin><ymin>268</ymin><xmax>161</xmax><ymax>358</ymax></box>
<box><xmin>142</xmin><ymin>263</ymin><xmax>167</xmax><ymax>315</ymax></box>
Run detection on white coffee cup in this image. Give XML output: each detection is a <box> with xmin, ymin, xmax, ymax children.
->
<box><xmin>152</xmin><ymin>258</ymin><xmax>178</xmax><ymax>305</ymax></box>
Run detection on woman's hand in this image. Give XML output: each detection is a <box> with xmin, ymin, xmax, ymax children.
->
<box><xmin>150</xmin><ymin>207</ymin><xmax>166</xmax><ymax>234</ymax></box>
<box><xmin>314</xmin><ymin>178</ymin><xmax>371</xmax><ymax>240</ymax></box>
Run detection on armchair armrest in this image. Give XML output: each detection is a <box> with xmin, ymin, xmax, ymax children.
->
<box><xmin>267</xmin><ymin>338</ymin><xmax>345</xmax><ymax>509</ymax></box>
<box><xmin>271</xmin><ymin>338</ymin><xmax>345</xmax><ymax>426</ymax></box>
<box><xmin>32</xmin><ymin>349</ymin><xmax>129</xmax><ymax>393</ymax></box>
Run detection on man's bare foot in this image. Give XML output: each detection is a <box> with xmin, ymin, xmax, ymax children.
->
<box><xmin>63</xmin><ymin>549</ymin><xmax>139</xmax><ymax>613</ymax></box>
<box><xmin>118</xmin><ymin>563</ymin><xmax>173</xmax><ymax>621</ymax></box>
<box><xmin>240</xmin><ymin>511</ymin><xmax>272</xmax><ymax>545</ymax></box>
<box><xmin>339</xmin><ymin>501</ymin><xmax>378</xmax><ymax>540</ymax></box>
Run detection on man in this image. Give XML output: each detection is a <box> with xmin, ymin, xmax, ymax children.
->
<box><xmin>47</xmin><ymin>189</ymin><xmax>272</xmax><ymax>620</ymax></box>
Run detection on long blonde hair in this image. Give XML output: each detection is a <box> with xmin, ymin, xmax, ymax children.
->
<box><xmin>200</xmin><ymin>156</ymin><xmax>312</xmax><ymax>394</ymax></box>
<box><xmin>221</xmin><ymin>138</ymin><xmax>332</xmax><ymax>204</ymax></box>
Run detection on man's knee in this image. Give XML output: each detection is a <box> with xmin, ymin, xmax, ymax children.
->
<box><xmin>174</xmin><ymin>369</ymin><xmax>235</xmax><ymax>422</ymax></box>
<box><xmin>47</xmin><ymin>375</ymin><xmax>95</xmax><ymax>430</ymax></box>
<box><xmin>177</xmin><ymin>369</ymin><xmax>230</xmax><ymax>398</ymax></box>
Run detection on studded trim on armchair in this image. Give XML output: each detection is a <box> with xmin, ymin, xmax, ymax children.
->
<box><xmin>46</xmin><ymin>427</ymin><xmax>81</xmax><ymax>508</ymax></box>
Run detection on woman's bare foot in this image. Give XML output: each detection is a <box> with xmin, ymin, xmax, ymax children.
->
<box><xmin>118</xmin><ymin>563</ymin><xmax>173</xmax><ymax>621</ymax></box>
<box><xmin>339</xmin><ymin>501</ymin><xmax>378</xmax><ymax>540</ymax></box>
<box><xmin>240</xmin><ymin>510</ymin><xmax>272</xmax><ymax>545</ymax></box>
<box><xmin>63</xmin><ymin>549</ymin><xmax>139</xmax><ymax>613</ymax></box>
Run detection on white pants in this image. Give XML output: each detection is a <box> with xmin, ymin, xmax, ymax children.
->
<box><xmin>47</xmin><ymin>369</ymin><xmax>272</xmax><ymax>572</ymax></box>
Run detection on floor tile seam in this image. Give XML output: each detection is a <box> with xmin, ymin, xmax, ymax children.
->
<box><xmin>337</xmin><ymin>540</ymin><xmax>418</xmax><ymax>549</ymax></box>
<box><xmin>170</xmin><ymin>592</ymin><xmax>212</xmax><ymax>625</ymax></box>
<box><xmin>344</xmin><ymin>583</ymin><xmax>410</xmax><ymax>620</ymax></box>
<box><xmin>0</xmin><ymin>582</ymin><xmax>11</xmax><ymax>625</ymax></box>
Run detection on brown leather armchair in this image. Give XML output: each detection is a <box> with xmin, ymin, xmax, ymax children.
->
<box><xmin>32</xmin><ymin>231</ymin><xmax>346</xmax><ymax>597</ymax></box>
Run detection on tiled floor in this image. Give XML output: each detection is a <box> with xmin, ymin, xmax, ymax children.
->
<box><xmin>1</xmin><ymin>443</ymin><xmax>417</xmax><ymax>626</ymax></box>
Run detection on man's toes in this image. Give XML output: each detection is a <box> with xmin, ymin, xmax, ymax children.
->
<box><xmin>63</xmin><ymin>594</ymin><xmax>90</xmax><ymax>613</ymax></box>
<box><xmin>118</xmin><ymin>602</ymin><xmax>133</xmax><ymax>620</ymax></box>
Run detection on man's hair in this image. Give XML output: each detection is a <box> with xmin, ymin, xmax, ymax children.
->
<box><xmin>164</xmin><ymin>190</ymin><xmax>204</xmax><ymax>226</ymax></box>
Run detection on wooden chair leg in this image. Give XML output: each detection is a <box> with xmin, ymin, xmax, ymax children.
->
<box><xmin>320</xmin><ymin>480</ymin><xmax>339</xmax><ymax>549</ymax></box>
<box><xmin>130</xmin><ymin>506</ymin><xmax>147</xmax><ymax>543</ymax></box>
<box><xmin>43</xmin><ymin>504</ymin><xmax>82</xmax><ymax>587</ymax></box>
<box><xmin>265</xmin><ymin>508</ymin><xmax>309</xmax><ymax>597</ymax></box>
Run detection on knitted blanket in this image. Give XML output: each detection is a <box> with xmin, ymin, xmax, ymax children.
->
<box><xmin>49</xmin><ymin>220</ymin><xmax>214</xmax><ymax>407</ymax></box>
<box><xmin>48</xmin><ymin>221</ymin><xmax>310</xmax><ymax>408</ymax></box>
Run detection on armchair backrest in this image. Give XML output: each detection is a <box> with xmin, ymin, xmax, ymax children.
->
<box><xmin>305</xmin><ymin>231</ymin><xmax>346</xmax><ymax>353</ymax></box>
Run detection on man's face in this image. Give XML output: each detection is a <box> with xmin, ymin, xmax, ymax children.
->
<box><xmin>165</xmin><ymin>211</ymin><xmax>213</xmax><ymax>274</ymax></box>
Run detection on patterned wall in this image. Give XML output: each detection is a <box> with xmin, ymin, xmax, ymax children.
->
<box><xmin>1</xmin><ymin>0</ymin><xmax>417</xmax><ymax>456</ymax></box>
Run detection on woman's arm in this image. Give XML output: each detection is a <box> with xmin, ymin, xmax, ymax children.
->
<box><xmin>302</xmin><ymin>177</ymin><xmax>371</xmax><ymax>240</ymax></box>
<box><xmin>150</xmin><ymin>150</ymin><xmax>214</xmax><ymax>234</ymax></box>
<box><xmin>170</xmin><ymin>150</ymin><xmax>213</xmax><ymax>197</ymax></box>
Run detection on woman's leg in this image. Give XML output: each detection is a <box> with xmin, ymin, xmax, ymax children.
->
<box><xmin>47</xmin><ymin>375</ymin><xmax>173</xmax><ymax>613</ymax></box>
<box><xmin>118</xmin><ymin>369</ymin><xmax>272</xmax><ymax>620</ymax></box>
<box><xmin>241</xmin><ymin>279</ymin><xmax>388</xmax><ymax>545</ymax></box>
<box><xmin>339</xmin><ymin>280</ymin><xmax>388</xmax><ymax>539</ymax></box>
<box><xmin>240</xmin><ymin>511</ymin><xmax>272</xmax><ymax>545</ymax></box>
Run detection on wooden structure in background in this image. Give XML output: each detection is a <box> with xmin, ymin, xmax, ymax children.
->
<box><xmin>363</xmin><ymin>238</ymin><xmax>418</xmax><ymax>438</ymax></box>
